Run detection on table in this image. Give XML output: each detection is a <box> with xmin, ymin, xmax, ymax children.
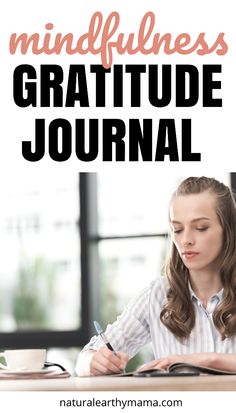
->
<box><xmin>1</xmin><ymin>374</ymin><xmax>236</xmax><ymax>391</ymax></box>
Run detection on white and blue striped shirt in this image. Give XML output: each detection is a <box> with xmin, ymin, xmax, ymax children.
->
<box><xmin>82</xmin><ymin>276</ymin><xmax>236</xmax><ymax>359</ymax></box>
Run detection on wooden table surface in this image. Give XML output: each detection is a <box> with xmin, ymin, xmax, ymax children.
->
<box><xmin>1</xmin><ymin>374</ymin><xmax>236</xmax><ymax>391</ymax></box>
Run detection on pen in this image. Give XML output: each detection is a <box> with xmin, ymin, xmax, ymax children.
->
<box><xmin>93</xmin><ymin>320</ymin><xmax>118</xmax><ymax>355</ymax></box>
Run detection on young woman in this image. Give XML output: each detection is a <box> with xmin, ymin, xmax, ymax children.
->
<box><xmin>76</xmin><ymin>176</ymin><xmax>236</xmax><ymax>376</ymax></box>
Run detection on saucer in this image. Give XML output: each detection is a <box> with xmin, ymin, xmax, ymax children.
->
<box><xmin>0</xmin><ymin>368</ymin><xmax>71</xmax><ymax>380</ymax></box>
<box><xmin>0</xmin><ymin>369</ymin><xmax>47</xmax><ymax>374</ymax></box>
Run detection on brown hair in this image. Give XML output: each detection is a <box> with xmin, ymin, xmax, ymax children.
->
<box><xmin>160</xmin><ymin>176</ymin><xmax>236</xmax><ymax>340</ymax></box>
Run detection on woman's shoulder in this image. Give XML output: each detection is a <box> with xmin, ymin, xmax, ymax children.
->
<box><xmin>140</xmin><ymin>275</ymin><xmax>169</xmax><ymax>295</ymax></box>
<box><xmin>124</xmin><ymin>276</ymin><xmax>166</xmax><ymax>308</ymax></box>
<box><xmin>135</xmin><ymin>276</ymin><xmax>169</xmax><ymax>302</ymax></box>
<box><xmin>149</xmin><ymin>275</ymin><xmax>169</xmax><ymax>303</ymax></box>
<box><xmin>125</xmin><ymin>276</ymin><xmax>169</xmax><ymax>313</ymax></box>
<box><xmin>149</xmin><ymin>275</ymin><xmax>169</xmax><ymax>290</ymax></box>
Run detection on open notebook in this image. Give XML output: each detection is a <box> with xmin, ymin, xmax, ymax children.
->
<box><xmin>0</xmin><ymin>362</ymin><xmax>71</xmax><ymax>380</ymax></box>
<box><xmin>116</xmin><ymin>362</ymin><xmax>236</xmax><ymax>377</ymax></box>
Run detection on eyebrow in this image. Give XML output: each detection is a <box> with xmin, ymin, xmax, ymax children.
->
<box><xmin>170</xmin><ymin>217</ymin><xmax>211</xmax><ymax>224</ymax></box>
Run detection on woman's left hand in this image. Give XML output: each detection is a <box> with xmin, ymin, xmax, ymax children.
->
<box><xmin>138</xmin><ymin>352</ymin><xmax>216</xmax><ymax>371</ymax></box>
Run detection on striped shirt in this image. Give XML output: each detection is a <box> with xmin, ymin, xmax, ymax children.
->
<box><xmin>82</xmin><ymin>276</ymin><xmax>236</xmax><ymax>359</ymax></box>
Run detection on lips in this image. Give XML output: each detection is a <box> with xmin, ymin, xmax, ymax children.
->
<box><xmin>182</xmin><ymin>251</ymin><xmax>199</xmax><ymax>259</ymax></box>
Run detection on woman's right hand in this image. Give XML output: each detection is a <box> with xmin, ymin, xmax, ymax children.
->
<box><xmin>90</xmin><ymin>347</ymin><xmax>128</xmax><ymax>376</ymax></box>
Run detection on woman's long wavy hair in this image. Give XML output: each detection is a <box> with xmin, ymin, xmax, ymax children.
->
<box><xmin>160</xmin><ymin>176</ymin><xmax>236</xmax><ymax>340</ymax></box>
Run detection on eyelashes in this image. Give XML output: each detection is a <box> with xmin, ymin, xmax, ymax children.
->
<box><xmin>173</xmin><ymin>227</ymin><xmax>209</xmax><ymax>234</ymax></box>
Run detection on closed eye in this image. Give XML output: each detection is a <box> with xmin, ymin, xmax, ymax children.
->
<box><xmin>172</xmin><ymin>227</ymin><xmax>208</xmax><ymax>233</ymax></box>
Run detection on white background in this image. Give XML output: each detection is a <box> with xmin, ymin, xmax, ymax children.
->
<box><xmin>1</xmin><ymin>1</ymin><xmax>236</xmax><ymax>409</ymax></box>
<box><xmin>1</xmin><ymin>0</ymin><xmax>235</xmax><ymax>173</ymax></box>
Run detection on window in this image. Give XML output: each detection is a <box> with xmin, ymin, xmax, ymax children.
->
<box><xmin>0</xmin><ymin>172</ymin><xmax>85</xmax><ymax>349</ymax></box>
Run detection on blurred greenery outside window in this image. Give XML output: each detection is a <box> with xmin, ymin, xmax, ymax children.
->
<box><xmin>0</xmin><ymin>174</ymin><xmax>81</xmax><ymax>331</ymax></box>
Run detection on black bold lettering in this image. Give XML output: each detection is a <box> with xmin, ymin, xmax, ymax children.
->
<box><xmin>129</xmin><ymin>119</ymin><xmax>152</xmax><ymax>161</ymax></box>
<box><xmin>103</xmin><ymin>119</ymin><xmax>126</xmax><ymax>161</ymax></box>
<box><xmin>181</xmin><ymin>119</ymin><xmax>201</xmax><ymax>161</ymax></box>
<box><xmin>113</xmin><ymin>65</ymin><xmax>123</xmax><ymax>107</ymax></box>
<box><xmin>125</xmin><ymin>65</ymin><xmax>146</xmax><ymax>107</ymax></box>
<box><xmin>203</xmin><ymin>65</ymin><xmax>222</xmax><ymax>107</ymax></box>
<box><xmin>75</xmin><ymin>119</ymin><xmax>98</xmax><ymax>161</ymax></box>
<box><xmin>176</xmin><ymin>65</ymin><xmax>199</xmax><ymax>107</ymax></box>
<box><xmin>40</xmin><ymin>65</ymin><xmax>63</xmax><ymax>107</ymax></box>
<box><xmin>66</xmin><ymin>65</ymin><xmax>89</xmax><ymax>107</ymax></box>
<box><xmin>22</xmin><ymin>118</ymin><xmax>45</xmax><ymax>161</ymax></box>
<box><xmin>14</xmin><ymin>64</ymin><xmax>37</xmax><ymax>107</ymax></box>
<box><xmin>155</xmin><ymin>119</ymin><xmax>179</xmax><ymax>161</ymax></box>
<box><xmin>49</xmin><ymin>118</ymin><xmax>71</xmax><ymax>161</ymax></box>
<box><xmin>149</xmin><ymin>65</ymin><xmax>172</xmax><ymax>107</ymax></box>
<box><xmin>90</xmin><ymin>65</ymin><xmax>111</xmax><ymax>107</ymax></box>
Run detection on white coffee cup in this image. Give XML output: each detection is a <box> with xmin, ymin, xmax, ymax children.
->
<box><xmin>0</xmin><ymin>349</ymin><xmax>47</xmax><ymax>371</ymax></box>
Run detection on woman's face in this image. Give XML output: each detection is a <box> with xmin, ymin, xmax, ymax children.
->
<box><xmin>170</xmin><ymin>192</ymin><xmax>223</xmax><ymax>274</ymax></box>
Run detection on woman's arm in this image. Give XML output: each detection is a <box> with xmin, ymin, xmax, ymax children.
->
<box><xmin>75</xmin><ymin>282</ymin><xmax>154</xmax><ymax>376</ymax></box>
<box><xmin>138</xmin><ymin>352</ymin><xmax>236</xmax><ymax>371</ymax></box>
<box><xmin>75</xmin><ymin>349</ymin><xmax>96</xmax><ymax>376</ymax></box>
<box><xmin>209</xmin><ymin>353</ymin><xmax>236</xmax><ymax>371</ymax></box>
<box><xmin>75</xmin><ymin>347</ymin><xmax>128</xmax><ymax>376</ymax></box>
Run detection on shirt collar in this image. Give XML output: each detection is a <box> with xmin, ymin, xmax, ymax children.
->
<box><xmin>188</xmin><ymin>281</ymin><xmax>224</xmax><ymax>303</ymax></box>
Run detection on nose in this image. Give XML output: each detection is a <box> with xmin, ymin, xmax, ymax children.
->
<box><xmin>183</xmin><ymin>240</ymin><xmax>194</xmax><ymax>247</ymax></box>
<box><xmin>181</xmin><ymin>230</ymin><xmax>194</xmax><ymax>247</ymax></box>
